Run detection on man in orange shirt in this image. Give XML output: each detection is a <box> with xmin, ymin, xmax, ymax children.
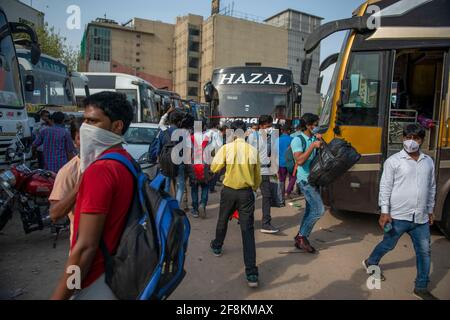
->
<box><xmin>49</xmin><ymin>118</ymin><xmax>83</xmax><ymax>249</ymax></box>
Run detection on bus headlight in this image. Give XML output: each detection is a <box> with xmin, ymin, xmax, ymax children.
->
<box><xmin>0</xmin><ymin>170</ymin><xmax>16</xmax><ymax>187</ymax></box>
<box><xmin>6</xmin><ymin>148</ymin><xmax>16</xmax><ymax>161</ymax></box>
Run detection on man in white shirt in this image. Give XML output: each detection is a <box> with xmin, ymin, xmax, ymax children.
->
<box><xmin>363</xmin><ymin>124</ymin><xmax>437</xmax><ymax>300</ymax></box>
<box><xmin>248</xmin><ymin>115</ymin><xmax>280</xmax><ymax>234</ymax></box>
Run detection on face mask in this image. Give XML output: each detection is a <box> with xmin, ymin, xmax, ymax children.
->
<box><xmin>403</xmin><ymin>139</ymin><xmax>420</xmax><ymax>154</ymax></box>
<box><xmin>311</xmin><ymin>127</ymin><xmax>320</xmax><ymax>135</ymax></box>
<box><xmin>79</xmin><ymin>123</ymin><xmax>124</xmax><ymax>173</ymax></box>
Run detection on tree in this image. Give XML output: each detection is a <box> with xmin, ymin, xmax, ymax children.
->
<box><xmin>15</xmin><ymin>22</ymin><xmax>79</xmax><ymax>71</ymax></box>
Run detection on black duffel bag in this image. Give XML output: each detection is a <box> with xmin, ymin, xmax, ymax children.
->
<box><xmin>308</xmin><ymin>138</ymin><xmax>361</xmax><ymax>187</ymax></box>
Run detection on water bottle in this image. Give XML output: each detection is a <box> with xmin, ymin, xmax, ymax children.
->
<box><xmin>384</xmin><ymin>222</ymin><xmax>393</xmax><ymax>233</ymax></box>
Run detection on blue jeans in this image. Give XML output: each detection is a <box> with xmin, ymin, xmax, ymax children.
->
<box><xmin>191</xmin><ymin>183</ymin><xmax>209</xmax><ymax>211</ymax></box>
<box><xmin>175</xmin><ymin>164</ymin><xmax>185</xmax><ymax>206</ymax></box>
<box><xmin>367</xmin><ymin>219</ymin><xmax>431</xmax><ymax>289</ymax></box>
<box><xmin>163</xmin><ymin>165</ymin><xmax>185</xmax><ymax>207</ymax></box>
<box><xmin>298</xmin><ymin>181</ymin><xmax>325</xmax><ymax>238</ymax></box>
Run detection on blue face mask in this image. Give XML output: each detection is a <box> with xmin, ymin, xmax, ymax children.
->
<box><xmin>311</xmin><ymin>126</ymin><xmax>321</xmax><ymax>135</ymax></box>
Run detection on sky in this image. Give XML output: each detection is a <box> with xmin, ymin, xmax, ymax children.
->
<box><xmin>21</xmin><ymin>0</ymin><xmax>364</xmax><ymax>94</ymax></box>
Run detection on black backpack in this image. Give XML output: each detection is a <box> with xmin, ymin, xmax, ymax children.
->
<box><xmin>96</xmin><ymin>153</ymin><xmax>190</xmax><ymax>300</ymax></box>
<box><xmin>159</xmin><ymin>130</ymin><xmax>179</xmax><ymax>178</ymax></box>
<box><xmin>308</xmin><ymin>138</ymin><xmax>361</xmax><ymax>187</ymax></box>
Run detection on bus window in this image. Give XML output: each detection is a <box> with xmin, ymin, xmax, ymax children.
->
<box><xmin>117</xmin><ymin>89</ymin><xmax>138</xmax><ymax>122</ymax></box>
<box><xmin>340</xmin><ymin>52</ymin><xmax>381</xmax><ymax>126</ymax></box>
<box><xmin>0</xmin><ymin>13</ymin><xmax>24</xmax><ymax>109</ymax></box>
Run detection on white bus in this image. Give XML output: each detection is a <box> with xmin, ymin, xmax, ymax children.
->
<box><xmin>0</xmin><ymin>8</ymin><xmax>40</xmax><ymax>168</ymax></box>
<box><xmin>82</xmin><ymin>72</ymin><xmax>159</xmax><ymax>123</ymax></box>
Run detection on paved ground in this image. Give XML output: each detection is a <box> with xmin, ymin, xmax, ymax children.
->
<box><xmin>0</xmin><ymin>189</ymin><xmax>449</xmax><ymax>300</ymax></box>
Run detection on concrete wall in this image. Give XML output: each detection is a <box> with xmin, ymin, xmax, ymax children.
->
<box><xmin>173</xmin><ymin>14</ymin><xmax>203</xmax><ymax>100</ymax></box>
<box><xmin>1</xmin><ymin>0</ymin><xmax>44</xmax><ymax>28</ymax></box>
<box><xmin>266</xmin><ymin>10</ymin><xmax>322</xmax><ymax>115</ymax></box>
<box><xmin>201</xmin><ymin>14</ymin><xmax>289</xmax><ymax>101</ymax></box>
<box><xmin>110</xmin><ymin>19</ymin><xmax>174</xmax><ymax>89</ymax></box>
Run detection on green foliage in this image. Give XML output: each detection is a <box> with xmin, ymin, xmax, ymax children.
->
<box><xmin>15</xmin><ymin>22</ymin><xmax>79</xmax><ymax>71</ymax></box>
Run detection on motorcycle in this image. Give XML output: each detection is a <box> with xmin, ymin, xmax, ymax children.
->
<box><xmin>0</xmin><ymin>134</ymin><xmax>68</xmax><ymax>246</ymax></box>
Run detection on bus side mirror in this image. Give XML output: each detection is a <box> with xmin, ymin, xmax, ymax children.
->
<box><xmin>316</xmin><ymin>76</ymin><xmax>324</xmax><ymax>94</ymax></box>
<box><xmin>24</xmin><ymin>75</ymin><xmax>35</xmax><ymax>92</ymax></box>
<box><xmin>294</xmin><ymin>84</ymin><xmax>302</xmax><ymax>104</ymax></box>
<box><xmin>301</xmin><ymin>58</ymin><xmax>312</xmax><ymax>85</ymax></box>
<box><xmin>204</xmin><ymin>81</ymin><xmax>214</xmax><ymax>103</ymax></box>
<box><xmin>30</xmin><ymin>43</ymin><xmax>41</xmax><ymax>65</ymax></box>
<box><xmin>9</xmin><ymin>22</ymin><xmax>41</xmax><ymax>65</ymax></box>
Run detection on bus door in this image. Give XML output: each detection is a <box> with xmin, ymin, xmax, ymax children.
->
<box><xmin>436</xmin><ymin>49</ymin><xmax>450</xmax><ymax>223</ymax></box>
<box><xmin>328</xmin><ymin>50</ymin><xmax>394</xmax><ymax>214</ymax></box>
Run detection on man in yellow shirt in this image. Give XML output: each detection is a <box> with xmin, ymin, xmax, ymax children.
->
<box><xmin>210</xmin><ymin>120</ymin><xmax>261</xmax><ymax>288</ymax></box>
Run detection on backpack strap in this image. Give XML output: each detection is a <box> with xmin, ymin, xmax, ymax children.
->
<box><xmin>96</xmin><ymin>153</ymin><xmax>139</xmax><ymax>178</ymax></box>
<box><xmin>94</xmin><ymin>152</ymin><xmax>140</xmax><ymax>279</ymax></box>
<box><xmin>292</xmin><ymin>135</ymin><xmax>307</xmax><ymax>178</ymax></box>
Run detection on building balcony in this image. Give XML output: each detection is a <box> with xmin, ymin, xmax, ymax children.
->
<box><xmin>189</xmin><ymin>35</ymin><xmax>200</xmax><ymax>42</ymax></box>
<box><xmin>189</xmin><ymin>51</ymin><xmax>200</xmax><ymax>58</ymax></box>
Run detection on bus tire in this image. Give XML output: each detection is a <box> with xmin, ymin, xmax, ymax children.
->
<box><xmin>438</xmin><ymin>195</ymin><xmax>450</xmax><ymax>240</ymax></box>
<box><xmin>0</xmin><ymin>207</ymin><xmax>13</xmax><ymax>232</ymax></box>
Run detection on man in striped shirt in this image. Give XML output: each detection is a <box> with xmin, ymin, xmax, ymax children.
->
<box><xmin>33</xmin><ymin>112</ymin><xmax>76</xmax><ymax>173</ymax></box>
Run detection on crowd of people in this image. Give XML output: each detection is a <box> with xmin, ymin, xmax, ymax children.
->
<box><xmin>32</xmin><ymin>91</ymin><xmax>437</xmax><ymax>300</ymax></box>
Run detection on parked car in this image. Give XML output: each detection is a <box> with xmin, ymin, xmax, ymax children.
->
<box><xmin>123</xmin><ymin>123</ymin><xmax>160</xmax><ymax>178</ymax></box>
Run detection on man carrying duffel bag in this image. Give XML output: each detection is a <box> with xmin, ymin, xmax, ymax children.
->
<box><xmin>290</xmin><ymin>113</ymin><xmax>324</xmax><ymax>254</ymax></box>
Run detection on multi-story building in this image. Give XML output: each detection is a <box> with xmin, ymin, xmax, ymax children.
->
<box><xmin>173</xmin><ymin>14</ymin><xmax>203</xmax><ymax>101</ymax></box>
<box><xmin>80</xmin><ymin>7</ymin><xmax>322</xmax><ymax>113</ymax></box>
<box><xmin>80</xmin><ymin>18</ymin><xmax>174</xmax><ymax>90</ymax></box>
<box><xmin>266</xmin><ymin>9</ymin><xmax>323</xmax><ymax>114</ymax></box>
<box><xmin>1</xmin><ymin>0</ymin><xmax>44</xmax><ymax>29</ymax></box>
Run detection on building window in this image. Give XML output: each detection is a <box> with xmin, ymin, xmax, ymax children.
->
<box><xmin>136</xmin><ymin>59</ymin><xmax>140</xmax><ymax>63</ymax></box>
<box><xmin>189</xmin><ymin>28</ymin><xmax>200</xmax><ymax>36</ymax></box>
<box><xmin>189</xmin><ymin>73</ymin><xmax>199</xmax><ymax>82</ymax></box>
<box><xmin>136</xmin><ymin>43</ymin><xmax>141</xmax><ymax>47</ymax></box>
<box><xmin>245</xmin><ymin>62</ymin><xmax>262</xmax><ymax>67</ymax></box>
<box><xmin>89</xmin><ymin>26</ymin><xmax>111</xmax><ymax>62</ymax></box>
<box><xmin>188</xmin><ymin>87</ymin><xmax>198</xmax><ymax>96</ymax></box>
<box><xmin>189</xmin><ymin>41</ymin><xmax>200</xmax><ymax>52</ymax></box>
<box><xmin>189</xmin><ymin>57</ymin><xmax>199</xmax><ymax>68</ymax></box>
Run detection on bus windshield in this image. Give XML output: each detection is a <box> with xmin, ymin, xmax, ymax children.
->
<box><xmin>19</xmin><ymin>51</ymin><xmax>75</xmax><ymax>107</ymax></box>
<box><xmin>319</xmin><ymin>31</ymin><xmax>350</xmax><ymax>127</ymax></box>
<box><xmin>139</xmin><ymin>84</ymin><xmax>158</xmax><ymax>123</ymax></box>
<box><xmin>0</xmin><ymin>13</ymin><xmax>24</xmax><ymax>109</ymax></box>
<box><xmin>214</xmin><ymin>85</ymin><xmax>290</xmax><ymax>119</ymax></box>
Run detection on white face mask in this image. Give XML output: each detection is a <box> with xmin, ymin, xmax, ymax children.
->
<box><xmin>403</xmin><ymin>139</ymin><xmax>420</xmax><ymax>154</ymax></box>
<box><xmin>79</xmin><ymin>123</ymin><xmax>124</xmax><ymax>173</ymax></box>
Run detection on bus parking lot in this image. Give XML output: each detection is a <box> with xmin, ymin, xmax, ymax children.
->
<box><xmin>1</xmin><ymin>191</ymin><xmax>449</xmax><ymax>300</ymax></box>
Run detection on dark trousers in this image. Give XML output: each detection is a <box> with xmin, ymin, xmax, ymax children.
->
<box><xmin>260</xmin><ymin>175</ymin><xmax>272</xmax><ymax>227</ymax></box>
<box><xmin>278</xmin><ymin>167</ymin><xmax>296</xmax><ymax>197</ymax></box>
<box><xmin>212</xmin><ymin>187</ymin><xmax>258</xmax><ymax>276</ymax></box>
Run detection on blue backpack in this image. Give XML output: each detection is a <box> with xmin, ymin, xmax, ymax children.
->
<box><xmin>96</xmin><ymin>153</ymin><xmax>191</xmax><ymax>300</ymax></box>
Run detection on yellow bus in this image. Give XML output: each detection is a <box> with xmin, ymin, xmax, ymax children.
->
<box><xmin>301</xmin><ymin>0</ymin><xmax>450</xmax><ymax>237</ymax></box>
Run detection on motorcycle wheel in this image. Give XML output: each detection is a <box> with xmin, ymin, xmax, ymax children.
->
<box><xmin>0</xmin><ymin>206</ymin><xmax>13</xmax><ymax>231</ymax></box>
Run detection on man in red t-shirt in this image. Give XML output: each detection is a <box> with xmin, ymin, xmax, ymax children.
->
<box><xmin>51</xmin><ymin>92</ymin><xmax>134</xmax><ymax>300</ymax></box>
